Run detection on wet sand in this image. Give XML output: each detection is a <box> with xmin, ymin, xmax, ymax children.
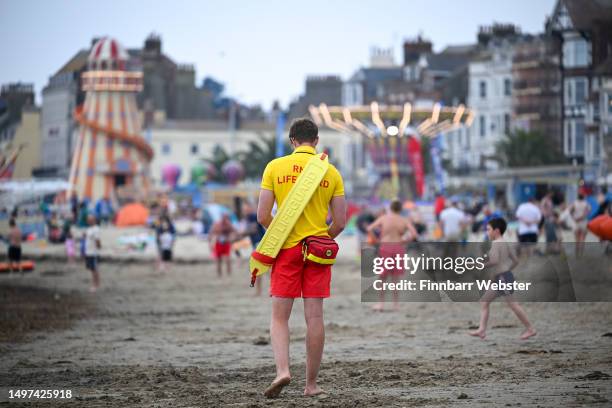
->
<box><xmin>1</xmin><ymin>258</ymin><xmax>612</xmax><ymax>407</ymax></box>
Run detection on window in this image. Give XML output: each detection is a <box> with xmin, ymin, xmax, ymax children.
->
<box><xmin>565</xmin><ymin>121</ymin><xmax>572</xmax><ymax>154</ymax></box>
<box><xmin>575</xmin><ymin>78</ymin><xmax>587</xmax><ymax>104</ymax></box>
<box><xmin>565</xmin><ymin>77</ymin><xmax>588</xmax><ymax>106</ymax></box>
<box><xmin>565</xmin><ymin>120</ymin><xmax>586</xmax><ymax>155</ymax></box>
<box><xmin>479</xmin><ymin>81</ymin><xmax>487</xmax><ymax>98</ymax></box>
<box><xmin>190</xmin><ymin>144</ymin><xmax>199</xmax><ymax>155</ymax></box>
<box><xmin>504</xmin><ymin>114</ymin><xmax>511</xmax><ymax>134</ymax></box>
<box><xmin>479</xmin><ymin>115</ymin><xmax>486</xmax><ymax>137</ymax></box>
<box><xmin>563</xmin><ymin>38</ymin><xmax>591</xmax><ymax>68</ymax></box>
<box><xmin>162</xmin><ymin>143</ymin><xmax>171</xmax><ymax>155</ymax></box>
<box><xmin>504</xmin><ymin>78</ymin><xmax>512</xmax><ymax>96</ymax></box>
<box><xmin>594</xmin><ymin>134</ymin><xmax>601</xmax><ymax>158</ymax></box>
<box><xmin>575</xmin><ymin>121</ymin><xmax>585</xmax><ymax>154</ymax></box>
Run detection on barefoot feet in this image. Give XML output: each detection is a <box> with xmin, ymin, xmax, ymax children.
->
<box><xmin>520</xmin><ymin>327</ymin><xmax>537</xmax><ymax>340</ymax></box>
<box><xmin>263</xmin><ymin>376</ymin><xmax>291</xmax><ymax>398</ymax></box>
<box><xmin>468</xmin><ymin>330</ymin><xmax>486</xmax><ymax>339</ymax></box>
<box><xmin>371</xmin><ymin>303</ymin><xmax>384</xmax><ymax>312</ymax></box>
<box><xmin>304</xmin><ymin>384</ymin><xmax>324</xmax><ymax>397</ymax></box>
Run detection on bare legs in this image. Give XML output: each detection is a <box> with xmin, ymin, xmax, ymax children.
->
<box><xmin>304</xmin><ymin>298</ymin><xmax>325</xmax><ymax>396</ymax></box>
<box><xmin>89</xmin><ymin>268</ymin><xmax>100</xmax><ymax>292</ymax></box>
<box><xmin>266</xmin><ymin>297</ymin><xmax>326</xmax><ymax>398</ymax></box>
<box><xmin>269</xmin><ymin>297</ymin><xmax>293</xmax><ymax>392</ymax></box>
<box><xmin>216</xmin><ymin>256</ymin><xmax>232</xmax><ymax>277</ymax></box>
<box><xmin>372</xmin><ymin>274</ymin><xmax>400</xmax><ymax>312</ymax></box>
<box><xmin>469</xmin><ymin>290</ymin><xmax>496</xmax><ymax>339</ymax></box>
<box><xmin>575</xmin><ymin>229</ymin><xmax>586</xmax><ymax>257</ymax></box>
<box><xmin>469</xmin><ymin>290</ymin><xmax>536</xmax><ymax>340</ymax></box>
<box><xmin>505</xmin><ymin>297</ymin><xmax>537</xmax><ymax>339</ymax></box>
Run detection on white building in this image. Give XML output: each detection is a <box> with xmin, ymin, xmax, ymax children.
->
<box><xmin>150</xmin><ymin>121</ymin><xmax>355</xmax><ymax>193</ymax></box>
<box><xmin>465</xmin><ymin>47</ymin><xmax>514</xmax><ymax>170</ymax></box>
<box><xmin>40</xmin><ymin>73</ymin><xmax>79</xmax><ymax>177</ymax></box>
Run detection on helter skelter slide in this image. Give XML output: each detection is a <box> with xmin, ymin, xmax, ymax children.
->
<box><xmin>68</xmin><ymin>37</ymin><xmax>153</xmax><ymax>203</ymax></box>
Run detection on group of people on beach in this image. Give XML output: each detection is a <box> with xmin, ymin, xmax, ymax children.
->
<box><xmin>5</xmin><ymin>116</ymin><xmax>608</xmax><ymax>400</ymax></box>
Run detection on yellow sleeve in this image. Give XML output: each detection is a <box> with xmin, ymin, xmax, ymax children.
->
<box><xmin>261</xmin><ymin>162</ymin><xmax>274</xmax><ymax>190</ymax></box>
<box><xmin>332</xmin><ymin>167</ymin><xmax>345</xmax><ymax>197</ymax></box>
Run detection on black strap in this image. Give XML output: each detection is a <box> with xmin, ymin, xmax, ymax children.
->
<box><xmin>294</xmin><ymin>151</ymin><xmax>315</xmax><ymax>155</ymax></box>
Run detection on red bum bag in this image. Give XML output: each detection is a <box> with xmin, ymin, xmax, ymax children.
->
<box><xmin>302</xmin><ymin>236</ymin><xmax>339</xmax><ymax>265</ymax></box>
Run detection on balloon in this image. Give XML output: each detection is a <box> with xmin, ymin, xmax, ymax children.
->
<box><xmin>221</xmin><ymin>160</ymin><xmax>244</xmax><ymax>184</ymax></box>
<box><xmin>191</xmin><ymin>163</ymin><xmax>207</xmax><ymax>186</ymax></box>
<box><xmin>206</xmin><ymin>163</ymin><xmax>218</xmax><ymax>181</ymax></box>
<box><xmin>161</xmin><ymin>164</ymin><xmax>181</xmax><ymax>189</ymax></box>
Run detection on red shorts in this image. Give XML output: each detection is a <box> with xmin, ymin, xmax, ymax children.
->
<box><xmin>270</xmin><ymin>244</ymin><xmax>332</xmax><ymax>298</ymax></box>
<box><xmin>213</xmin><ymin>242</ymin><xmax>231</xmax><ymax>258</ymax></box>
<box><xmin>378</xmin><ymin>243</ymin><xmax>406</xmax><ymax>278</ymax></box>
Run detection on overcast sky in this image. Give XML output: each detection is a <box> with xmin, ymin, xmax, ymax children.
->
<box><xmin>0</xmin><ymin>0</ymin><xmax>556</xmax><ymax>109</ymax></box>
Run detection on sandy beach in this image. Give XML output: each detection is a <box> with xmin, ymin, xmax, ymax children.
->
<box><xmin>1</xmin><ymin>245</ymin><xmax>612</xmax><ymax>407</ymax></box>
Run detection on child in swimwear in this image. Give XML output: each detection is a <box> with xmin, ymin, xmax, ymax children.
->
<box><xmin>469</xmin><ymin>217</ymin><xmax>536</xmax><ymax>340</ymax></box>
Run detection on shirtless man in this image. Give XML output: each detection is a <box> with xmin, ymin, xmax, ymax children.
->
<box><xmin>367</xmin><ymin>199</ymin><xmax>417</xmax><ymax>311</ymax></box>
<box><xmin>569</xmin><ymin>194</ymin><xmax>591</xmax><ymax>257</ymax></box>
<box><xmin>7</xmin><ymin>218</ymin><xmax>22</xmax><ymax>273</ymax></box>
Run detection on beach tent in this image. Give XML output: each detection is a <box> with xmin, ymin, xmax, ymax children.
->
<box><xmin>0</xmin><ymin>179</ymin><xmax>70</xmax><ymax>209</ymax></box>
<box><xmin>115</xmin><ymin>203</ymin><xmax>149</xmax><ymax>227</ymax></box>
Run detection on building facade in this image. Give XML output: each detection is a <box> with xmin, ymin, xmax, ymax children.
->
<box><xmin>512</xmin><ymin>35</ymin><xmax>562</xmax><ymax>144</ymax></box>
<box><xmin>150</xmin><ymin>121</ymin><xmax>355</xmax><ymax>193</ymax></box>
<box><xmin>288</xmin><ymin>76</ymin><xmax>342</xmax><ymax>119</ymax></box>
<box><xmin>40</xmin><ymin>73</ymin><xmax>80</xmax><ymax>177</ymax></box>
<box><xmin>549</xmin><ymin>0</ymin><xmax>612</xmax><ymax>168</ymax></box>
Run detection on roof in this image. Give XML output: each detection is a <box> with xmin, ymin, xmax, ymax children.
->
<box><xmin>55</xmin><ymin>50</ymin><xmax>88</xmax><ymax>75</ymax></box>
<box><xmin>88</xmin><ymin>37</ymin><xmax>129</xmax><ymax>69</ymax></box>
<box><xmin>426</xmin><ymin>52</ymin><xmax>471</xmax><ymax>73</ymax></box>
<box><xmin>562</xmin><ymin>0</ymin><xmax>612</xmax><ymax>31</ymax></box>
<box><xmin>440</xmin><ymin>44</ymin><xmax>478</xmax><ymax>55</ymax></box>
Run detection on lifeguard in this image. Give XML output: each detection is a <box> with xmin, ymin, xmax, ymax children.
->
<box><xmin>256</xmin><ymin>118</ymin><xmax>346</xmax><ymax>398</ymax></box>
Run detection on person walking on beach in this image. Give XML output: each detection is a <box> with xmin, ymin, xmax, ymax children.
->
<box><xmin>515</xmin><ymin>197</ymin><xmax>542</xmax><ymax>255</ymax></box>
<box><xmin>156</xmin><ymin>219</ymin><xmax>175</xmax><ymax>272</ymax></box>
<box><xmin>439</xmin><ymin>200</ymin><xmax>467</xmax><ymax>242</ymax></box>
<box><xmin>7</xmin><ymin>218</ymin><xmax>22</xmax><ymax>273</ymax></box>
<box><xmin>84</xmin><ymin>215</ymin><xmax>101</xmax><ymax>292</ymax></box>
<box><xmin>209</xmin><ymin>213</ymin><xmax>236</xmax><ymax>277</ymax></box>
<box><xmin>469</xmin><ymin>217</ymin><xmax>536</xmax><ymax>340</ymax></box>
<box><xmin>257</xmin><ymin>118</ymin><xmax>346</xmax><ymax>398</ymax></box>
<box><xmin>569</xmin><ymin>194</ymin><xmax>591</xmax><ymax>256</ymax></box>
<box><xmin>367</xmin><ymin>199</ymin><xmax>417</xmax><ymax>311</ymax></box>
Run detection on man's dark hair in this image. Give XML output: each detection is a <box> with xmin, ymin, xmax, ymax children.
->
<box><xmin>488</xmin><ymin>217</ymin><xmax>507</xmax><ymax>235</ymax></box>
<box><xmin>390</xmin><ymin>199</ymin><xmax>402</xmax><ymax>214</ymax></box>
<box><xmin>289</xmin><ymin>118</ymin><xmax>318</xmax><ymax>144</ymax></box>
<box><xmin>9</xmin><ymin>218</ymin><xmax>16</xmax><ymax>227</ymax></box>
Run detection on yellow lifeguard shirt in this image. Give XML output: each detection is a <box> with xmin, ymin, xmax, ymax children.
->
<box><xmin>261</xmin><ymin>145</ymin><xmax>345</xmax><ymax>249</ymax></box>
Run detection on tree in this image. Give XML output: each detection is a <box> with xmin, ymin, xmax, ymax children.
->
<box><xmin>203</xmin><ymin>144</ymin><xmax>231</xmax><ymax>183</ymax></box>
<box><xmin>494</xmin><ymin>130</ymin><xmax>565</xmax><ymax>168</ymax></box>
<box><xmin>235</xmin><ymin>133</ymin><xmax>291</xmax><ymax>180</ymax></box>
